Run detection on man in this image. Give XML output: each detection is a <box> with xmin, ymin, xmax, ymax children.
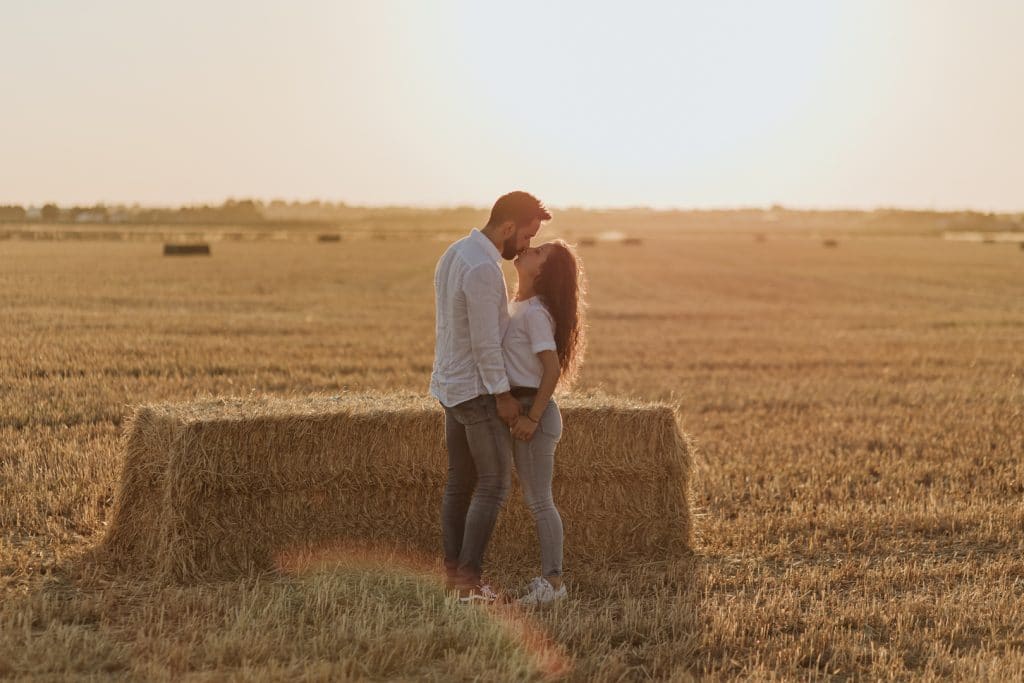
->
<box><xmin>430</xmin><ymin>190</ymin><xmax>551</xmax><ymax>603</ymax></box>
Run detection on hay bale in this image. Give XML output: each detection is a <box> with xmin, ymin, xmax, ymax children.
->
<box><xmin>164</xmin><ymin>243</ymin><xmax>210</xmax><ymax>256</ymax></box>
<box><xmin>622</xmin><ymin>237</ymin><xmax>643</xmax><ymax>246</ymax></box>
<box><xmin>822</xmin><ymin>239</ymin><xmax>838</xmax><ymax>248</ymax></box>
<box><xmin>754</xmin><ymin>233</ymin><xmax>767</xmax><ymax>243</ymax></box>
<box><xmin>317</xmin><ymin>233</ymin><xmax>342</xmax><ymax>242</ymax></box>
<box><xmin>101</xmin><ymin>393</ymin><xmax>692</xmax><ymax>581</ymax></box>
<box><xmin>1019</xmin><ymin>242</ymin><xmax>1024</xmax><ymax>251</ymax></box>
<box><xmin>579</xmin><ymin>237</ymin><xmax>597</xmax><ymax>247</ymax></box>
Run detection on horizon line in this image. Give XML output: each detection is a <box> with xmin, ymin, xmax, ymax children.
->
<box><xmin>3</xmin><ymin>198</ymin><xmax>1023</xmax><ymax>216</ymax></box>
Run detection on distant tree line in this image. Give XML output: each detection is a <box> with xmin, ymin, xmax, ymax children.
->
<box><xmin>0</xmin><ymin>205</ymin><xmax>26</xmax><ymax>221</ymax></box>
<box><xmin>0</xmin><ymin>201</ymin><xmax>1020</xmax><ymax>231</ymax></box>
<box><xmin>0</xmin><ymin>199</ymin><xmax>352</xmax><ymax>225</ymax></box>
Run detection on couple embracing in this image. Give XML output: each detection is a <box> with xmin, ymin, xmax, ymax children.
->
<box><xmin>429</xmin><ymin>191</ymin><xmax>585</xmax><ymax>606</ymax></box>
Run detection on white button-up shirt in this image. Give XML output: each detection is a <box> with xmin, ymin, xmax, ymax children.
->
<box><xmin>430</xmin><ymin>229</ymin><xmax>511</xmax><ymax>407</ymax></box>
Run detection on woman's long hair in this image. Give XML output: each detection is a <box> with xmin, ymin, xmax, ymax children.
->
<box><xmin>534</xmin><ymin>240</ymin><xmax>587</xmax><ymax>388</ymax></box>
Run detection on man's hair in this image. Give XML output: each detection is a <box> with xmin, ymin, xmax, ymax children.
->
<box><xmin>484</xmin><ymin>191</ymin><xmax>551</xmax><ymax>229</ymax></box>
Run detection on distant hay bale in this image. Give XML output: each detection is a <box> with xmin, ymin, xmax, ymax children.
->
<box><xmin>754</xmin><ymin>233</ymin><xmax>767</xmax><ymax>243</ymax></box>
<box><xmin>101</xmin><ymin>393</ymin><xmax>692</xmax><ymax>581</ymax></box>
<box><xmin>163</xmin><ymin>243</ymin><xmax>211</xmax><ymax>256</ymax></box>
<box><xmin>317</xmin><ymin>233</ymin><xmax>342</xmax><ymax>242</ymax></box>
<box><xmin>579</xmin><ymin>237</ymin><xmax>597</xmax><ymax>247</ymax></box>
<box><xmin>822</xmin><ymin>239</ymin><xmax>838</xmax><ymax>248</ymax></box>
<box><xmin>1019</xmin><ymin>242</ymin><xmax>1024</xmax><ymax>251</ymax></box>
<box><xmin>587</xmin><ymin>232</ymin><xmax>641</xmax><ymax>246</ymax></box>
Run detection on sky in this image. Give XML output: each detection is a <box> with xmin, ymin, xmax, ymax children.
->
<box><xmin>2</xmin><ymin>1</ymin><xmax>1022</xmax><ymax>211</ymax></box>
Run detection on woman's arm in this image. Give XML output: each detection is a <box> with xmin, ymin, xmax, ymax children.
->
<box><xmin>512</xmin><ymin>350</ymin><xmax>560</xmax><ymax>441</ymax></box>
<box><xmin>528</xmin><ymin>350</ymin><xmax>560</xmax><ymax>422</ymax></box>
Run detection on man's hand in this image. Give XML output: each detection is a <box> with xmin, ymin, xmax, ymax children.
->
<box><xmin>495</xmin><ymin>392</ymin><xmax>521</xmax><ymax>427</ymax></box>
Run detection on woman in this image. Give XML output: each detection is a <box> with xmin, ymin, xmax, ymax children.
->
<box><xmin>502</xmin><ymin>239</ymin><xmax>586</xmax><ymax>606</ymax></box>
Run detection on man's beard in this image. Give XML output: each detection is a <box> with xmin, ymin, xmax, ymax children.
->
<box><xmin>501</xmin><ymin>236</ymin><xmax>519</xmax><ymax>260</ymax></box>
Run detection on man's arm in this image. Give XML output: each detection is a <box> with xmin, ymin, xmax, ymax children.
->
<box><xmin>462</xmin><ymin>264</ymin><xmax>519</xmax><ymax>424</ymax></box>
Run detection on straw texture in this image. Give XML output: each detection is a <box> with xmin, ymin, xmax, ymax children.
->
<box><xmin>101</xmin><ymin>392</ymin><xmax>692</xmax><ymax>581</ymax></box>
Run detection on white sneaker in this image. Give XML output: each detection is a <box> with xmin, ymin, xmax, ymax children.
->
<box><xmin>524</xmin><ymin>576</ymin><xmax>547</xmax><ymax>593</ymax></box>
<box><xmin>517</xmin><ymin>577</ymin><xmax>567</xmax><ymax>606</ymax></box>
<box><xmin>458</xmin><ymin>583</ymin><xmax>500</xmax><ymax>604</ymax></box>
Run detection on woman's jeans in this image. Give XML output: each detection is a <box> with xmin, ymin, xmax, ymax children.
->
<box><xmin>513</xmin><ymin>396</ymin><xmax>564</xmax><ymax>578</ymax></box>
<box><xmin>442</xmin><ymin>394</ymin><xmax>513</xmax><ymax>586</ymax></box>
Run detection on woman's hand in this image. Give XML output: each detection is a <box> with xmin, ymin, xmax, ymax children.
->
<box><xmin>512</xmin><ymin>414</ymin><xmax>539</xmax><ymax>441</ymax></box>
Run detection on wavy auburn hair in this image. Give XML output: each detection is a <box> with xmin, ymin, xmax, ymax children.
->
<box><xmin>533</xmin><ymin>240</ymin><xmax>587</xmax><ymax>388</ymax></box>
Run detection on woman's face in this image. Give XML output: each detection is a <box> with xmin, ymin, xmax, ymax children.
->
<box><xmin>513</xmin><ymin>242</ymin><xmax>554</xmax><ymax>287</ymax></box>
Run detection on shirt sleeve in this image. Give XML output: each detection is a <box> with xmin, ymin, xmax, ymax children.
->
<box><xmin>462</xmin><ymin>263</ymin><xmax>511</xmax><ymax>395</ymax></box>
<box><xmin>525</xmin><ymin>305</ymin><xmax>558</xmax><ymax>354</ymax></box>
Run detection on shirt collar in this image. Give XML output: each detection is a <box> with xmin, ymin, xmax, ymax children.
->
<box><xmin>470</xmin><ymin>228</ymin><xmax>502</xmax><ymax>263</ymax></box>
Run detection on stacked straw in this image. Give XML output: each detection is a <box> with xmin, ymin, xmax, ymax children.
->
<box><xmin>101</xmin><ymin>393</ymin><xmax>692</xmax><ymax>581</ymax></box>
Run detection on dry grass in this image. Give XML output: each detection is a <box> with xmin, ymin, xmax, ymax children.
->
<box><xmin>1</xmin><ymin>226</ymin><xmax>1023</xmax><ymax>680</ymax></box>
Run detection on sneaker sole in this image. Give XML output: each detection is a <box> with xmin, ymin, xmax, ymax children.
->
<box><xmin>458</xmin><ymin>595</ymin><xmax>497</xmax><ymax>604</ymax></box>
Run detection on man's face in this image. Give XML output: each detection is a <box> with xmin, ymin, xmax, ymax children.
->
<box><xmin>500</xmin><ymin>218</ymin><xmax>542</xmax><ymax>260</ymax></box>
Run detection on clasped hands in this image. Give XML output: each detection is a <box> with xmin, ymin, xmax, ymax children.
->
<box><xmin>510</xmin><ymin>412</ymin><xmax>538</xmax><ymax>441</ymax></box>
<box><xmin>496</xmin><ymin>393</ymin><xmax>538</xmax><ymax>441</ymax></box>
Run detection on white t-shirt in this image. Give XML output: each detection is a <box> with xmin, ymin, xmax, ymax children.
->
<box><xmin>502</xmin><ymin>296</ymin><xmax>557</xmax><ymax>389</ymax></box>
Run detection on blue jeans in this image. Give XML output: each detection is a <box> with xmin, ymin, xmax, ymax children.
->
<box><xmin>442</xmin><ymin>394</ymin><xmax>513</xmax><ymax>585</ymax></box>
<box><xmin>513</xmin><ymin>397</ymin><xmax>564</xmax><ymax>578</ymax></box>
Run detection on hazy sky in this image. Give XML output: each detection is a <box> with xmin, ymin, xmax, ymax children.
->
<box><xmin>2</xmin><ymin>1</ymin><xmax>1022</xmax><ymax>211</ymax></box>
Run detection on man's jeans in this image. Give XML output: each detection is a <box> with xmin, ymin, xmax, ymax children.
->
<box><xmin>442</xmin><ymin>394</ymin><xmax>512</xmax><ymax>586</ymax></box>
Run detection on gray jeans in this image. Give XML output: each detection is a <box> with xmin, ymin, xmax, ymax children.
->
<box><xmin>441</xmin><ymin>394</ymin><xmax>513</xmax><ymax>585</ymax></box>
<box><xmin>513</xmin><ymin>397</ymin><xmax>564</xmax><ymax>578</ymax></box>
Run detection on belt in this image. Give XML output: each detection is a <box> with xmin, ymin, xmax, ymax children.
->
<box><xmin>509</xmin><ymin>386</ymin><xmax>538</xmax><ymax>399</ymax></box>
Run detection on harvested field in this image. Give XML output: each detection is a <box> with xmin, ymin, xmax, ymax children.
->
<box><xmin>102</xmin><ymin>393</ymin><xmax>690</xmax><ymax>581</ymax></box>
<box><xmin>2</xmin><ymin>229</ymin><xmax>1023</xmax><ymax>680</ymax></box>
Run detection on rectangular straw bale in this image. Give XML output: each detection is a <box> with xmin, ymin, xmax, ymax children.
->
<box><xmin>101</xmin><ymin>393</ymin><xmax>692</xmax><ymax>581</ymax></box>
<box><xmin>163</xmin><ymin>243</ymin><xmax>211</xmax><ymax>255</ymax></box>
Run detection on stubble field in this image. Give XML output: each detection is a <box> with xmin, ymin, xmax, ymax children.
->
<box><xmin>1</xmin><ymin>219</ymin><xmax>1022</xmax><ymax>680</ymax></box>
